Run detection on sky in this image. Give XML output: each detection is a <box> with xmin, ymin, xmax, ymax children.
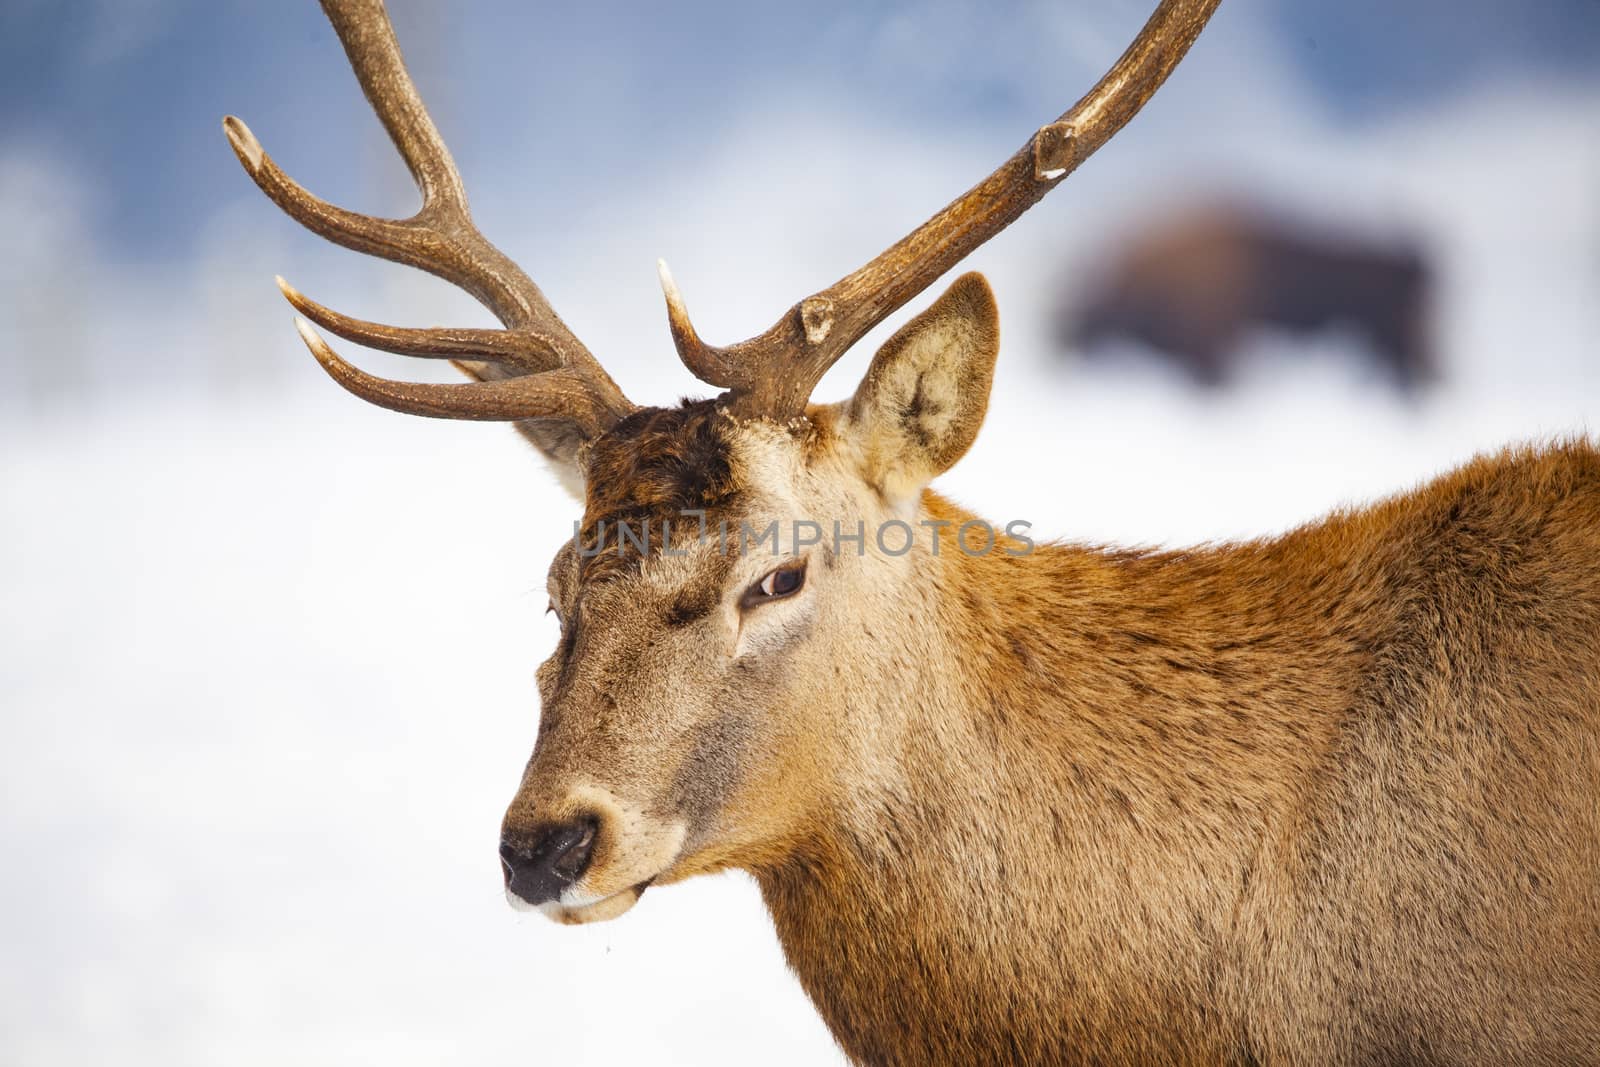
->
<box><xmin>1</xmin><ymin>1</ymin><xmax>1596</xmax><ymax>260</ymax></box>
<box><xmin>2</xmin><ymin>2</ymin><xmax>1599</xmax><ymax>1065</ymax></box>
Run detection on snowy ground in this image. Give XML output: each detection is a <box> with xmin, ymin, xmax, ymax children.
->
<box><xmin>3</xmin><ymin>43</ymin><xmax>1598</xmax><ymax>1067</ymax></box>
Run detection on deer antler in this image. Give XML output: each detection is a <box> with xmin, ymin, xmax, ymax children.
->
<box><xmin>222</xmin><ymin>0</ymin><xmax>635</xmax><ymax>440</ymax></box>
<box><xmin>661</xmin><ymin>0</ymin><xmax>1221</xmax><ymax>419</ymax></box>
<box><xmin>229</xmin><ymin>0</ymin><xmax>1216</xmax><ymax>439</ymax></box>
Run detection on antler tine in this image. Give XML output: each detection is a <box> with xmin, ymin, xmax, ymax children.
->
<box><xmin>663</xmin><ymin>0</ymin><xmax>1220</xmax><ymax>419</ymax></box>
<box><xmin>276</xmin><ymin>276</ymin><xmax>560</xmax><ymax>372</ymax></box>
<box><xmin>656</xmin><ymin>259</ymin><xmax>742</xmax><ymax>389</ymax></box>
<box><xmin>223</xmin><ymin>0</ymin><xmax>634</xmax><ymax>433</ymax></box>
<box><xmin>293</xmin><ymin>318</ymin><xmax>617</xmax><ymax>424</ymax></box>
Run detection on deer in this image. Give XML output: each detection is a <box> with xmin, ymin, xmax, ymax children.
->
<box><xmin>223</xmin><ymin>1</ymin><xmax>1600</xmax><ymax>1063</ymax></box>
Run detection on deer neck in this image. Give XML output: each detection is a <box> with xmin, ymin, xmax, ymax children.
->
<box><xmin>755</xmin><ymin>494</ymin><xmax>1347</xmax><ymax>1064</ymax></box>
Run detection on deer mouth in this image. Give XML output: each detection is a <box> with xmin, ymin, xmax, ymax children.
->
<box><xmin>537</xmin><ymin>876</ymin><xmax>658</xmax><ymax>926</ymax></box>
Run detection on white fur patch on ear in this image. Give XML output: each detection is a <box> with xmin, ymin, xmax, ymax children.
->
<box><xmin>846</xmin><ymin>273</ymin><xmax>1000</xmax><ymax>504</ymax></box>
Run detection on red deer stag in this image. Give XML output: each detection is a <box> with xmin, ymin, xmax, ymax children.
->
<box><xmin>224</xmin><ymin>1</ymin><xmax>1600</xmax><ymax>1063</ymax></box>
<box><xmin>1061</xmin><ymin>201</ymin><xmax>1437</xmax><ymax>388</ymax></box>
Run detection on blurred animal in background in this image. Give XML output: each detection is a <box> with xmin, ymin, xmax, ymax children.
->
<box><xmin>1059</xmin><ymin>202</ymin><xmax>1436</xmax><ymax>389</ymax></box>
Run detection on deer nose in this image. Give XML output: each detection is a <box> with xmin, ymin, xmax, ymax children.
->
<box><xmin>500</xmin><ymin>819</ymin><xmax>598</xmax><ymax>907</ymax></box>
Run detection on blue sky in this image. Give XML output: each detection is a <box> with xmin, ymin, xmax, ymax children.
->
<box><xmin>4</xmin><ymin>0</ymin><xmax>1595</xmax><ymax>264</ymax></box>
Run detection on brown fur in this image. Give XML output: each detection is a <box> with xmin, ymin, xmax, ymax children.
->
<box><xmin>577</xmin><ymin>399</ymin><xmax>740</xmax><ymax>577</ymax></box>
<box><xmin>759</xmin><ymin>445</ymin><xmax>1600</xmax><ymax>1064</ymax></box>
<box><xmin>501</xmin><ymin>277</ymin><xmax>1599</xmax><ymax>1064</ymax></box>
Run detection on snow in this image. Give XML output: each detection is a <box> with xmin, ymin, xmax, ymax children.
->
<box><xmin>1</xmin><ymin>398</ymin><xmax>842</xmax><ymax>1064</ymax></box>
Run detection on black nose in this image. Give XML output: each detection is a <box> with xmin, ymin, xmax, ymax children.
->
<box><xmin>500</xmin><ymin>819</ymin><xmax>598</xmax><ymax>907</ymax></box>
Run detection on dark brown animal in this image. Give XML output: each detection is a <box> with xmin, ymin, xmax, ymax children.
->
<box><xmin>1063</xmin><ymin>203</ymin><xmax>1436</xmax><ymax>388</ymax></box>
<box><xmin>226</xmin><ymin>1</ymin><xmax>1599</xmax><ymax>1063</ymax></box>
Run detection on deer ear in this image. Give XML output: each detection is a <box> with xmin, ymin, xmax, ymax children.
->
<box><xmin>844</xmin><ymin>272</ymin><xmax>999</xmax><ymax>504</ymax></box>
<box><xmin>452</xmin><ymin>359</ymin><xmax>588</xmax><ymax>500</ymax></box>
<box><xmin>509</xmin><ymin>420</ymin><xmax>588</xmax><ymax>500</ymax></box>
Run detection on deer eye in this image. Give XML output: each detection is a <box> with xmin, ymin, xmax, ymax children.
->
<box><xmin>742</xmin><ymin>561</ymin><xmax>806</xmax><ymax>609</ymax></box>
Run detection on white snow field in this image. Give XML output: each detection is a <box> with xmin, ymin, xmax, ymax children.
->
<box><xmin>2</xmin><ymin>45</ymin><xmax>1597</xmax><ymax>1067</ymax></box>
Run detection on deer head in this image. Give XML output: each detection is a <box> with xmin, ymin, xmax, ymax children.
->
<box><xmin>224</xmin><ymin>0</ymin><xmax>1218</xmax><ymax>923</ymax></box>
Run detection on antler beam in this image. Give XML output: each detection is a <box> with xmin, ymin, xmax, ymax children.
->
<box><xmin>661</xmin><ymin>0</ymin><xmax>1221</xmax><ymax>419</ymax></box>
